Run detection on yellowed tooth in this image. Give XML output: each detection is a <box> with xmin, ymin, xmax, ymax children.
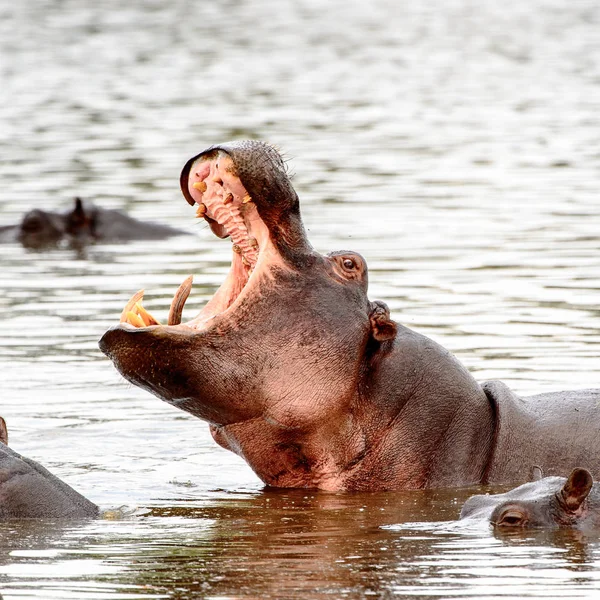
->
<box><xmin>168</xmin><ymin>275</ymin><xmax>193</xmax><ymax>326</ymax></box>
<box><xmin>126</xmin><ymin>311</ymin><xmax>146</xmax><ymax>328</ymax></box>
<box><xmin>224</xmin><ymin>193</ymin><xmax>234</xmax><ymax>205</ymax></box>
<box><xmin>232</xmin><ymin>244</ymin><xmax>242</xmax><ymax>254</ymax></box>
<box><xmin>120</xmin><ymin>289</ymin><xmax>144</xmax><ymax>323</ymax></box>
<box><xmin>195</xmin><ymin>203</ymin><xmax>207</xmax><ymax>218</ymax></box>
<box><xmin>242</xmin><ymin>194</ymin><xmax>252</xmax><ymax>204</ymax></box>
<box><xmin>248</xmin><ymin>237</ymin><xmax>259</xmax><ymax>249</ymax></box>
<box><xmin>242</xmin><ymin>256</ymin><xmax>251</xmax><ymax>267</ymax></box>
<box><xmin>135</xmin><ymin>302</ymin><xmax>161</xmax><ymax>326</ymax></box>
<box><xmin>0</xmin><ymin>416</ymin><xmax>7</xmax><ymax>445</ymax></box>
<box><xmin>192</xmin><ymin>181</ymin><xmax>207</xmax><ymax>192</ymax></box>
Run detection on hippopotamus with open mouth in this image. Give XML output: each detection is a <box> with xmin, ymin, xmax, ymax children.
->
<box><xmin>461</xmin><ymin>468</ymin><xmax>600</xmax><ymax>529</ymax></box>
<box><xmin>100</xmin><ymin>141</ymin><xmax>600</xmax><ymax>491</ymax></box>
<box><xmin>0</xmin><ymin>417</ymin><xmax>98</xmax><ymax>519</ymax></box>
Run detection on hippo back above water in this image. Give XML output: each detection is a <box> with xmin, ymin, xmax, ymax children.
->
<box><xmin>0</xmin><ymin>197</ymin><xmax>188</xmax><ymax>248</ymax></box>
<box><xmin>0</xmin><ymin>417</ymin><xmax>98</xmax><ymax>519</ymax></box>
<box><xmin>461</xmin><ymin>468</ymin><xmax>600</xmax><ymax>529</ymax></box>
<box><xmin>99</xmin><ymin>140</ymin><xmax>600</xmax><ymax>492</ymax></box>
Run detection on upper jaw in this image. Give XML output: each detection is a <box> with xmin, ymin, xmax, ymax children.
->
<box><xmin>116</xmin><ymin>142</ymin><xmax>295</xmax><ymax>334</ymax></box>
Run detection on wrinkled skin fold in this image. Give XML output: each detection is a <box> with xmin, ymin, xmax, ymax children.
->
<box><xmin>99</xmin><ymin>140</ymin><xmax>600</xmax><ymax>491</ymax></box>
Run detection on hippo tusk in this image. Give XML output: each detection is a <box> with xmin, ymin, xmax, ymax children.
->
<box><xmin>120</xmin><ymin>290</ymin><xmax>144</xmax><ymax>323</ymax></box>
<box><xmin>168</xmin><ymin>275</ymin><xmax>194</xmax><ymax>326</ymax></box>
<box><xmin>135</xmin><ymin>302</ymin><xmax>161</xmax><ymax>326</ymax></box>
<box><xmin>125</xmin><ymin>311</ymin><xmax>145</xmax><ymax>328</ymax></box>
<box><xmin>192</xmin><ymin>181</ymin><xmax>207</xmax><ymax>192</ymax></box>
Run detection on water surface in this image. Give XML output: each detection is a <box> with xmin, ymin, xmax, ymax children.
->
<box><xmin>1</xmin><ymin>0</ymin><xmax>599</xmax><ymax>598</ymax></box>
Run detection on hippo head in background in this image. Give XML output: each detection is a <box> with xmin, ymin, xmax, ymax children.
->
<box><xmin>460</xmin><ymin>468</ymin><xmax>600</xmax><ymax>529</ymax></box>
<box><xmin>12</xmin><ymin>197</ymin><xmax>95</xmax><ymax>248</ymax></box>
<box><xmin>100</xmin><ymin>140</ymin><xmax>495</xmax><ymax>491</ymax></box>
<box><xmin>0</xmin><ymin>197</ymin><xmax>188</xmax><ymax>248</ymax></box>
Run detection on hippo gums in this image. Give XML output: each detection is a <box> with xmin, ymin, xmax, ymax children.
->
<box><xmin>99</xmin><ymin>140</ymin><xmax>600</xmax><ymax>492</ymax></box>
<box><xmin>0</xmin><ymin>197</ymin><xmax>188</xmax><ymax>248</ymax></box>
<box><xmin>461</xmin><ymin>468</ymin><xmax>600</xmax><ymax>529</ymax></box>
<box><xmin>0</xmin><ymin>417</ymin><xmax>98</xmax><ymax>519</ymax></box>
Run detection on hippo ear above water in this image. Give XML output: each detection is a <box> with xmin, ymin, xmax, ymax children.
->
<box><xmin>559</xmin><ymin>468</ymin><xmax>593</xmax><ymax>512</ymax></box>
<box><xmin>369</xmin><ymin>301</ymin><xmax>397</xmax><ymax>342</ymax></box>
<box><xmin>0</xmin><ymin>417</ymin><xmax>7</xmax><ymax>445</ymax></box>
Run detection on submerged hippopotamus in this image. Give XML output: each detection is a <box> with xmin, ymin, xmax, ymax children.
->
<box><xmin>0</xmin><ymin>197</ymin><xmax>188</xmax><ymax>248</ymax></box>
<box><xmin>0</xmin><ymin>417</ymin><xmax>98</xmax><ymax>519</ymax></box>
<box><xmin>461</xmin><ymin>468</ymin><xmax>600</xmax><ymax>529</ymax></box>
<box><xmin>99</xmin><ymin>140</ymin><xmax>600</xmax><ymax>491</ymax></box>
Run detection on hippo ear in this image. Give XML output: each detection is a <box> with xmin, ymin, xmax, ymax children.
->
<box><xmin>369</xmin><ymin>300</ymin><xmax>397</xmax><ymax>342</ymax></box>
<box><xmin>560</xmin><ymin>468</ymin><xmax>593</xmax><ymax>512</ymax></box>
<box><xmin>0</xmin><ymin>416</ymin><xmax>7</xmax><ymax>445</ymax></box>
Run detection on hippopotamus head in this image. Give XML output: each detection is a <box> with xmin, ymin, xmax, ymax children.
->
<box><xmin>460</xmin><ymin>468</ymin><xmax>600</xmax><ymax>529</ymax></box>
<box><xmin>0</xmin><ymin>197</ymin><xmax>188</xmax><ymax>248</ymax></box>
<box><xmin>100</xmin><ymin>141</ymin><xmax>413</xmax><ymax>490</ymax></box>
<box><xmin>4</xmin><ymin>197</ymin><xmax>98</xmax><ymax>248</ymax></box>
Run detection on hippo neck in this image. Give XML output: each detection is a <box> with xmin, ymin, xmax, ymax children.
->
<box><xmin>481</xmin><ymin>381</ymin><xmax>600</xmax><ymax>484</ymax></box>
<box><xmin>346</xmin><ymin>325</ymin><xmax>496</xmax><ymax>489</ymax></box>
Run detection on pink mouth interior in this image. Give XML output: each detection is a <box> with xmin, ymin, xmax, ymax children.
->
<box><xmin>120</xmin><ymin>151</ymin><xmax>272</xmax><ymax>330</ymax></box>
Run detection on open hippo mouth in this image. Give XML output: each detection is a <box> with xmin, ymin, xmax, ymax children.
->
<box><xmin>118</xmin><ymin>141</ymin><xmax>311</xmax><ymax>331</ymax></box>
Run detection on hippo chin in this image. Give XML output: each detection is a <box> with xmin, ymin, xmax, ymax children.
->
<box><xmin>0</xmin><ymin>197</ymin><xmax>188</xmax><ymax>248</ymax></box>
<box><xmin>0</xmin><ymin>417</ymin><xmax>98</xmax><ymax>519</ymax></box>
<box><xmin>461</xmin><ymin>468</ymin><xmax>600</xmax><ymax>529</ymax></box>
<box><xmin>99</xmin><ymin>140</ymin><xmax>600</xmax><ymax>492</ymax></box>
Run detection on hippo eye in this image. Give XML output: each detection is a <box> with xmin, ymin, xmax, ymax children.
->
<box><xmin>342</xmin><ymin>258</ymin><xmax>356</xmax><ymax>271</ymax></box>
<box><xmin>496</xmin><ymin>508</ymin><xmax>527</xmax><ymax>528</ymax></box>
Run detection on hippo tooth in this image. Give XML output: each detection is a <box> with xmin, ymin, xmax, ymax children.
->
<box><xmin>242</xmin><ymin>194</ymin><xmax>252</xmax><ymax>204</ymax></box>
<box><xmin>224</xmin><ymin>193</ymin><xmax>234</xmax><ymax>205</ymax></box>
<box><xmin>134</xmin><ymin>302</ymin><xmax>161</xmax><ymax>326</ymax></box>
<box><xmin>126</xmin><ymin>311</ymin><xmax>145</xmax><ymax>328</ymax></box>
<box><xmin>232</xmin><ymin>244</ymin><xmax>242</xmax><ymax>254</ymax></box>
<box><xmin>248</xmin><ymin>237</ymin><xmax>259</xmax><ymax>249</ymax></box>
<box><xmin>168</xmin><ymin>275</ymin><xmax>193</xmax><ymax>326</ymax></box>
<box><xmin>120</xmin><ymin>289</ymin><xmax>144</xmax><ymax>323</ymax></box>
<box><xmin>195</xmin><ymin>203</ymin><xmax>207</xmax><ymax>218</ymax></box>
<box><xmin>0</xmin><ymin>416</ymin><xmax>7</xmax><ymax>445</ymax></box>
<box><xmin>193</xmin><ymin>181</ymin><xmax>207</xmax><ymax>192</ymax></box>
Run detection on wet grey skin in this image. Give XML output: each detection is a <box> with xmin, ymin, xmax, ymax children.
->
<box><xmin>0</xmin><ymin>197</ymin><xmax>189</xmax><ymax>248</ymax></box>
<box><xmin>100</xmin><ymin>140</ymin><xmax>600</xmax><ymax>492</ymax></box>
<box><xmin>0</xmin><ymin>417</ymin><xmax>98</xmax><ymax>519</ymax></box>
<box><xmin>461</xmin><ymin>468</ymin><xmax>600</xmax><ymax>529</ymax></box>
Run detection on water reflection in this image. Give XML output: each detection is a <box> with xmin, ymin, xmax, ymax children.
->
<box><xmin>3</xmin><ymin>488</ymin><xmax>600</xmax><ymax>598</ymax></box>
